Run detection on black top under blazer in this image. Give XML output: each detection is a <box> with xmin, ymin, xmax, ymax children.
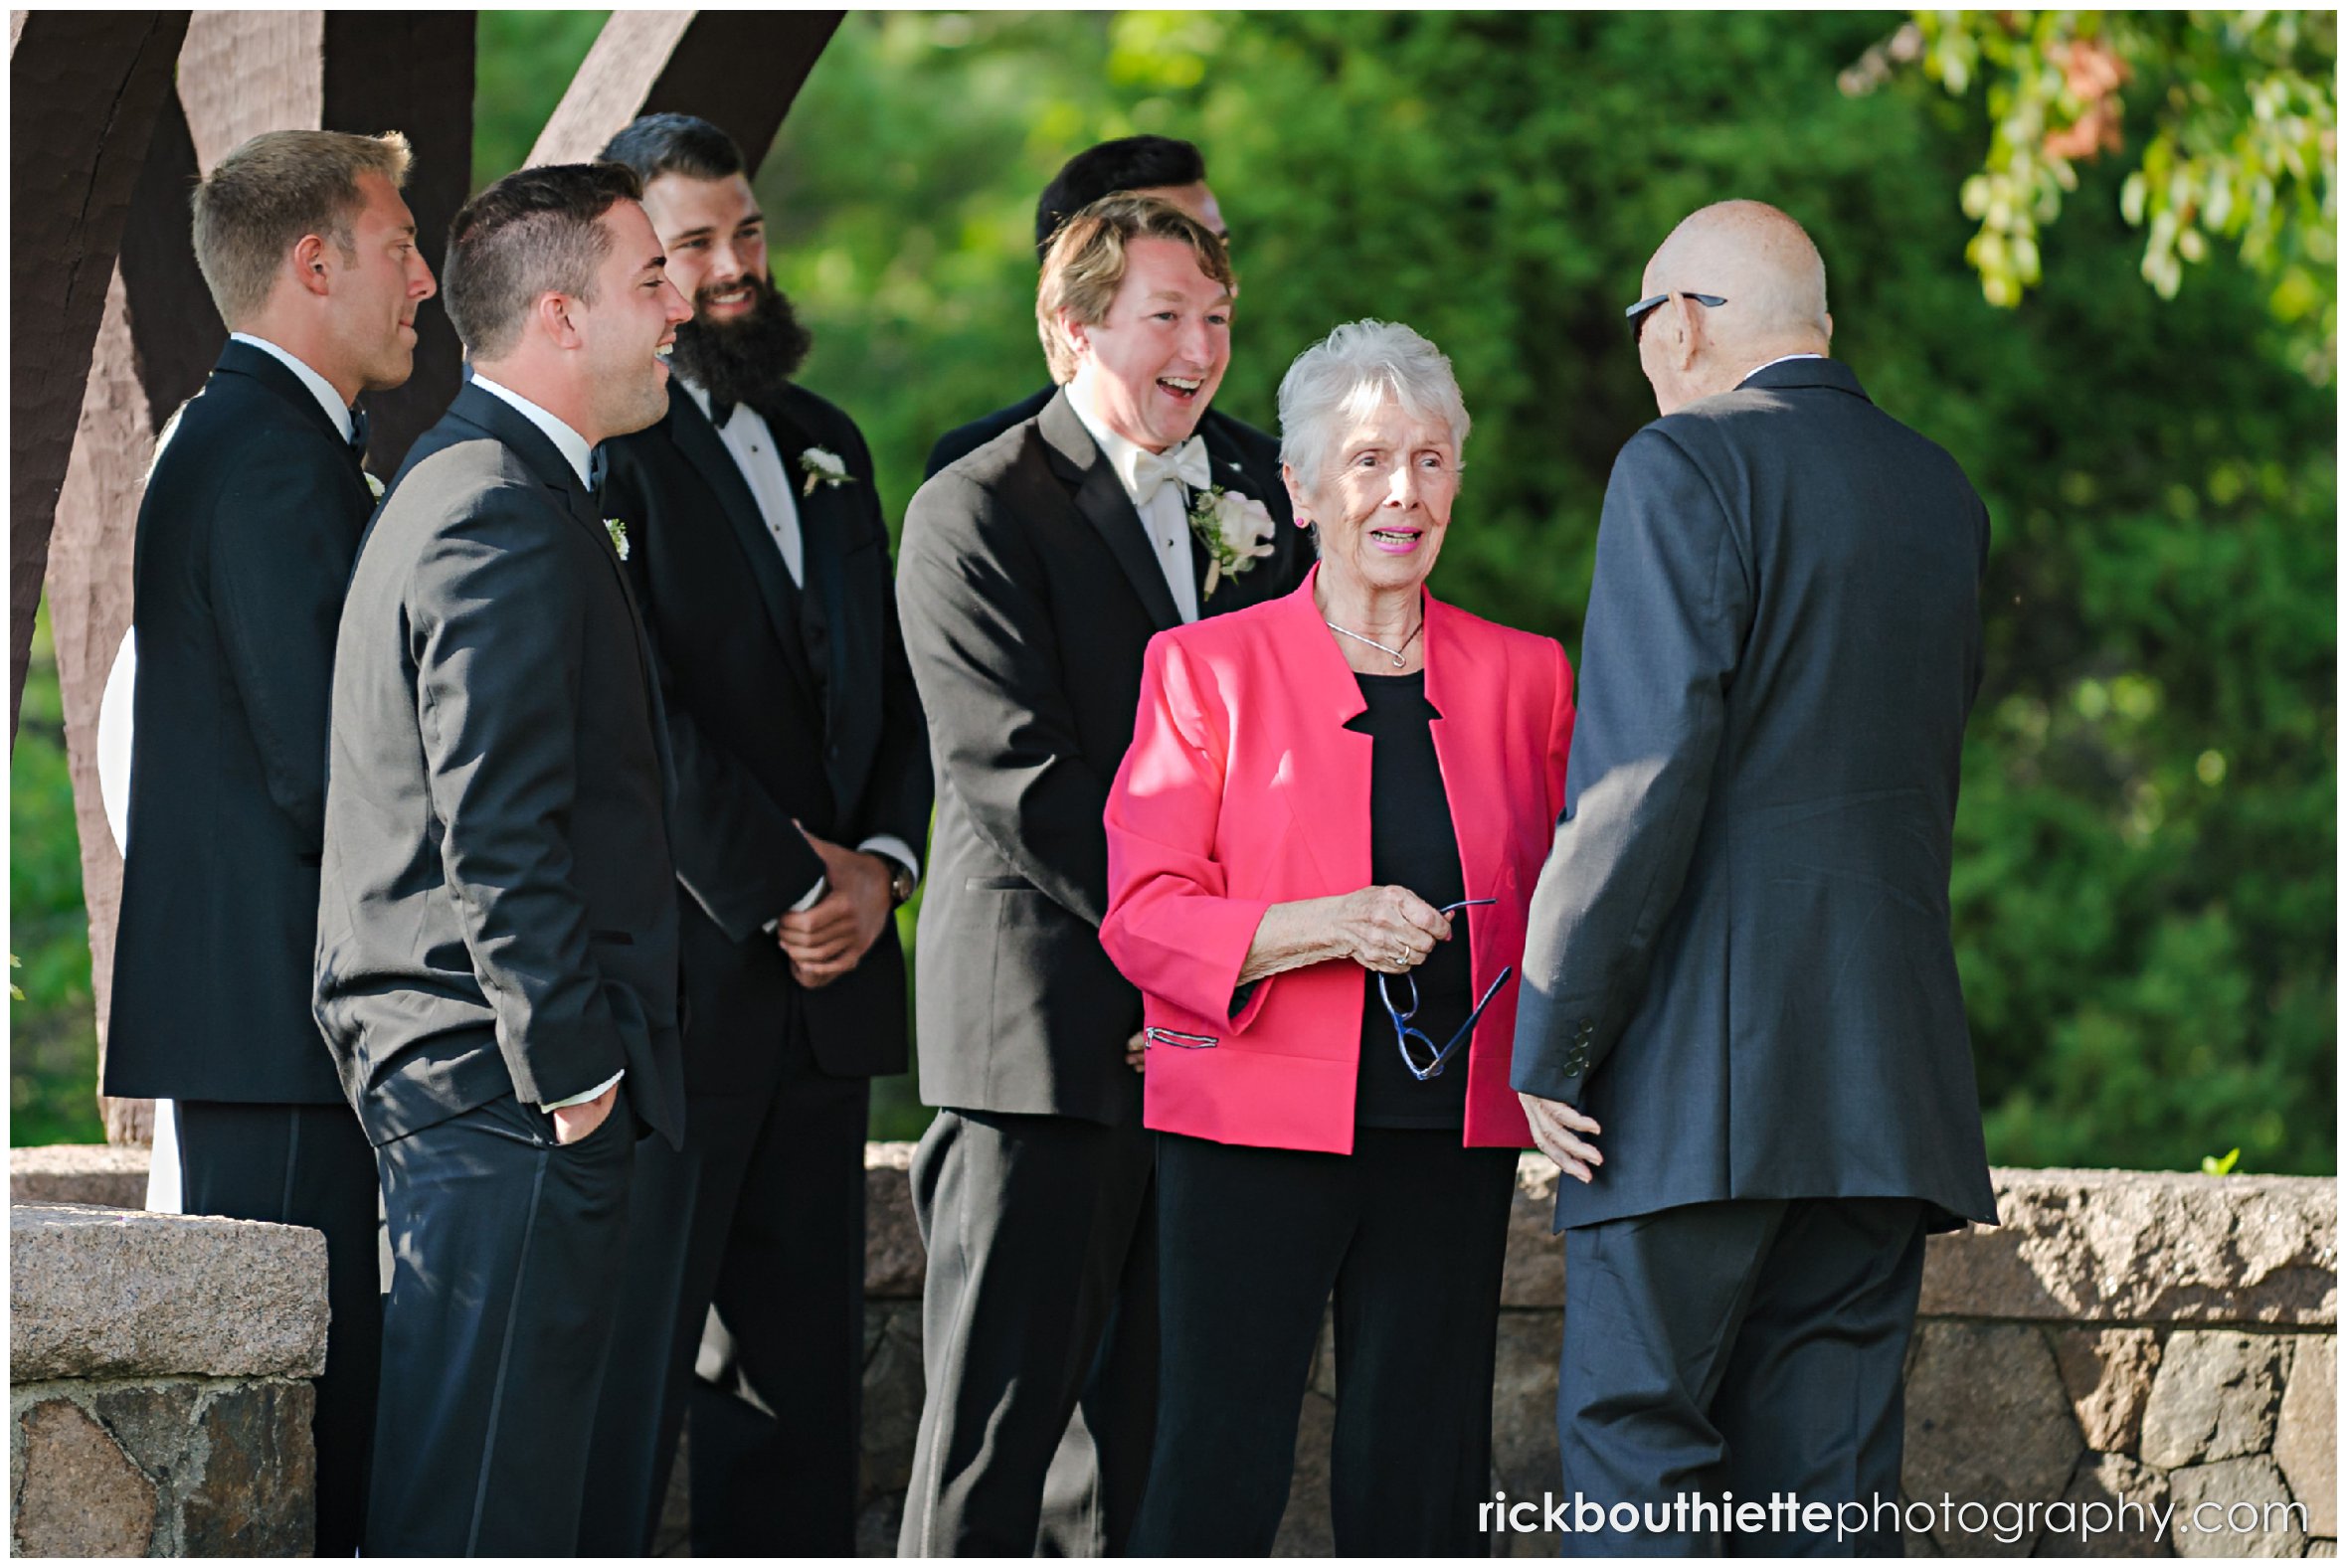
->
<box><xmin>897</xmin><ymin>387</ymin><xmax>1312</xmax><ymax>1124</ymax></box>
<box><xmin>313</xmin><ymin>383</ymin><xmax>685</xmax><ymax>1149</ymax></box>
<box><xmin>598</xmin><ymin>379</ymin><xmax>932</xmax><ymax>1089</ymax></box>
<box><xmin>1512</xmin><ymin>357</ymin><xmax>2000</xmax><ymax>1231</ymax></box>
<box><xmin>106</xmin><ymin>340</ymin><xmax>371</xmax><ymax>1105</ymax></box>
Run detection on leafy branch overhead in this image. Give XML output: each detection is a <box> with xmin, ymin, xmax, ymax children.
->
<box><xmin>1848</xmin><ymin>11</ymin><xmax>2337</xmax><ymax>381</ymax></box>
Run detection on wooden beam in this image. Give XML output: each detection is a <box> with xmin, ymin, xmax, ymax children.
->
<box><xmin>9</xmin><ymin>10</ymin><xmax>191</xmax><ymax>742</ymax></box>
<box><xmin>47</xmin><ymin>92</ymin><xmax>216</xmax><ymax>1145</ymax></box>
<box><xmin>528</xmin><ymin>10</ymin><xmax>842</xmax><ymax>176</ymax></box>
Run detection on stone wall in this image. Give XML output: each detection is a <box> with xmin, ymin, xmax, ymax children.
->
<box><xmin>9</xmin><ymin>1202</ymin><xmax>325</xmax><ymax>1556</ymax></box>
<box><xmin>13</xmin><ymin>1145</ymin><xmax>2333</xmax><ymax>1558</ymax></box>
<box><xmin>845</xmin><ymin>1155</ymin><xmax>2338</xmax><ymax>1560</ymax></box>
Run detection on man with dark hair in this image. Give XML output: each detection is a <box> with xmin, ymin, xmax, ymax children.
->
<box><xmin>105</xmin><ymin>127</ymin><xmax>434</xmax><ymax>1557</ymax></box>
<box><xmin>896</xmin><ymin>194</ymin><xmax>1311</xmax><ymax>1556</ymax></box>
<box><xmin>314</xmin><ymin>161</ymin><xmax>692</xmax><ymax>1556</ymax></box>
<box><xmin>924</xmin><ymin>135</ymin><xmax>1232</xmax><ymax>477</ymax></box>
<box><xmin>576</xmin><ymin>112</ymin><xmax>932</xmax><ymax>1556</ymax></box>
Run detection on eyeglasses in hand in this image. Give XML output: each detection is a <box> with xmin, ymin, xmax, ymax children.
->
<box><xmin>1377</xmin><ymin>899</ymin><xmax>1516</xmax><ymax>1082</ymax></box>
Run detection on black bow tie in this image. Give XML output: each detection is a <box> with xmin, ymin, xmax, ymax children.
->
<box><xmin>348</xmin><ymin>404</ymin><xmax>371</xmax><ymax>465</ymax></box>
<box><xmin>706</xmin><ymin>392</ymin><xmax>738</xmax><ymax>430</ymax></box>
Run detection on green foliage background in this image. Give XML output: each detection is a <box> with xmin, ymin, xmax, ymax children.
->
<box><xmin>12</xmin><ymin>12</ymin><xmax>2334</xmax><ymax>1172</ymax></box>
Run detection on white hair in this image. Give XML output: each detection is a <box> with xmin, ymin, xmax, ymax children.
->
<box><xmin>1276</xmin><ymin>319</ymin><xmax>1471</xmax><ymax>486</ymax></box>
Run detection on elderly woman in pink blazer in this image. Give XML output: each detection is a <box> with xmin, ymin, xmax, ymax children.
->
<box><xmin>1102</xmin><ymin>320</ymin><xmax>1590</xmax><ymax>1555</ymax></box>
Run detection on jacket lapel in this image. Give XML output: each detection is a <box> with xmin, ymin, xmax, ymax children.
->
<box><xmin>1265</xmin><ymin>566</ymin><xmax>1373</xmax><ymax>892</ymax></box>
<box><xmin>1037</xmin><ymin>389</ymin><xmax>1182</xmax><ymax>633</ymax></box>
<box><xmin>750</xmin><ymin>397</ymin><xmax>844</xmax><ymax>712</ymax></box>
<box><xmin>1193</xmin><ymin>413</ymin><xmax>1284</xmax><ymax>615</ymax></box>
<box><xmin>664</xmin><ymin>385</ymin><xmax>812</xmax><ymax>682</ymax></box>
<box><xmin>448</xmin><ymin>386</ymin><xmax>673</xmax><ymax>786</ymax></box>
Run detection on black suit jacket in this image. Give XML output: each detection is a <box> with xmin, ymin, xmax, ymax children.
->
<box><xmin>898</xmin><ymin>388</ymin><xmax>1312</xmax><ymax>1123</ymax></box>
<box><xmin>106</xmin><ymin>340</ymin><xmax>370</xmax><ymax>1105</ymax></box>
<box><xmin>314</xmin><ymin>384</ymin><xmax>685</xmax><ymax>1148</ymax></box>
<box><xmin>599</xmin><ymin>379</ymin><xmax>931</xmax><ymax>1088</ymax></box>
<box><xmin>1512</xmin><ymin>358</ymin><xmax>1999</xmax><ymax>1230</ymax></box>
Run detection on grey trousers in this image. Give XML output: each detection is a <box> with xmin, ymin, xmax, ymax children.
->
<box><xmin>898</xmin><ymin>1109</ymin><xmax>1158</xmax><ymax>1557</ymax></box>
<box><xmin>1557</xmin><ymin>1196</ymin><xmax>1929</xmax><ymax>1557</ymax></box>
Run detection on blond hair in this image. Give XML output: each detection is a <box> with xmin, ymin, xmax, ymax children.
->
<box><xmin>191</xmin><ymin>129</ymin><xmax>412</xmax><ymax>326</ymax></box>
<box><xmin>1035</xmin><ymin>194</ymin><xmax>1233</xmax><ymax>385</ymax></box>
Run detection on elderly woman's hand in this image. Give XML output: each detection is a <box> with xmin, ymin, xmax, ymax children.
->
<box><xmin>1233</xmin><ymin>885</ymin><xmax>1456</xmax><ymax>987</ymax></box>
<box><xmin>1331</xmin><ymin>885</ymin><xmax>1454</xmax><ymax>974</ymax></box>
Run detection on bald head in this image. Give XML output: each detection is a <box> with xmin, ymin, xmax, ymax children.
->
<box><xmin>1635</xmin><ymin>201</ymin><xmax>1832</xmax><ymax>415</ymax></box>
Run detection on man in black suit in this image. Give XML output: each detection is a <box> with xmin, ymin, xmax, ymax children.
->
<box><xmin>1512</xmin><ymin>201</ymin><xmax>1999</xmax><ymax>1554</ymax></box>
<box><xmin>896</xmin><ymin>195</ymin><xmax>1311</xmax><ymax>1557</ymax></box>
<box><xmin>574</xmin><ymin>114</ymin><xmax>932</xmax><ymax>1556</ymax></box>
<box><xmin>313</xmin><ymin>161</ymin><xmax>693</xmax><ymax>1557</ymax></box>
<box><xmin>103</xmin><ymin>128</ymin><xmax>435</xmax><ymax>1557</ymax></box>
<box><xmin>925</xmin><ymin>135</ymin><xmax>1232</xmax><ymax>479</ymax></box>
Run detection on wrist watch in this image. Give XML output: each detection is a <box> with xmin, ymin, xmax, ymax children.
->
<box><xmin>887</xmin><ymin>860</ymin><xmax>916</xmax><ymax>909</ymax></box>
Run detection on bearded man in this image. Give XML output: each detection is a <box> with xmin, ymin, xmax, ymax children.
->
<box><xmin>575</xmin><ymin>113</ymin><xmax>933</xmax><ymax>1557</ymax></box>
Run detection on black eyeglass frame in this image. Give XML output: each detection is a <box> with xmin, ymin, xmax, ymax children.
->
<box><xmin>1375</xmin><ymin>898</ymin><xmax>1516</xmax><ymax>1082</ymax></box>
<box><xmin>1625</xmin><ymin>290</ymin><xmax>1728</xmax><ymax>344</ymax></box>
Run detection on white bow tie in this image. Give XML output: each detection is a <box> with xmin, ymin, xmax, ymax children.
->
<box><xmin>1123</xmin><ymin>436</ymin><xmax>1212</xmax><ymax>505</ymax></box>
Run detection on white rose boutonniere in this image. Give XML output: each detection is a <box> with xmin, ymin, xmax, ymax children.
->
<box><xmin>798</xmin><ymin>446</ymin><xmax>854</xmax><ymax>497</ymax></box>
<box><xmin>365</xmin><ymin>472</ymin><xmax>385</xmax><ymax>500</ymax></box>
<box><xmin>605</xmin><ymin>517</ymin><xmax>630</xmax><ymax>561</ymax></box>
<box><xmin>1187</xmin><ymin>486</ymin><xmax>1278</xmax><ymax>597</ymax></box>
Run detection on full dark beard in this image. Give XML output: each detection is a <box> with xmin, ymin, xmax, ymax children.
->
<box><xmin>668</xmin><ymin>275</ymin><xmax>812</xmax><ymax>412</ymax></box>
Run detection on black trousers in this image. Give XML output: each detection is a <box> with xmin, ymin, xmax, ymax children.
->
<box><xmin>1132</xmin><ymin>1129</ymin><xmax>1517</xmax><ymax>1557</ymax></box>
<box><xmin>364</xmin><ymin>1092</ymin><xmax>636</xmax><ymax>1557</ymax></box>
<box><xmin>176</xmin><ymin>1100</ymin><xmax>382</xmax><ymax>1557</ymax></box>
<box><xmin>578</xmin><ymin>1030</ymin><xmax>870</xmax><ymax>1556</ymax></box>
<box><xmin>1557</xmin><ymin>1197</ymin><xmax>1930</xmax><ymax>1557</ymax></box>
<box><xmin>899</xmin><ymin>1108</ymin><xmax>1158</xmax><ymax>1557</ymax></box>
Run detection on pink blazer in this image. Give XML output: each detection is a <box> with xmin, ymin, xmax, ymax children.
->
<box><xmin>1102</xmin><ymin>566</ymin><xmax>1575</xmax><ymax>1153</ymax></box>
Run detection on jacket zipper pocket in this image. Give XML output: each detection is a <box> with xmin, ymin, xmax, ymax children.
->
<box><xmin>1144</xmin><ymin>1025</ymin><xmax>1218</xmax><ymax>1050</ymax></box>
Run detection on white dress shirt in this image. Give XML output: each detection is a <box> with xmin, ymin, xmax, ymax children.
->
<box><xmin>1740</xmin><ymin>351</ymin><xmax>1829</xmax><ymax>382</ymax></box>
<box><xmin>681</xmin><ymin>380</ymin><xmax>805</xmax><ymax>585</ymax></box>
<box><xmin>230</xmin><ymin>332</ymin><xmax>353</xmax><ymax>441</ymax></box>
<box><xmin>463</xmin><ymin>375</ymin><xmax>617</xmax><ymax>1113</ymax></box>
<box><xmin>1067</xmin><ymin>380</ymin><xmax>1202</xmax><ymax>624</ymax></box>
<box><xmin>670</xmin><ymin>378</ymin><xmax>923</xmax><ymax>921</ymax></box>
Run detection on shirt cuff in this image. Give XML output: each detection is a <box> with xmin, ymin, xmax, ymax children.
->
<box><xmin>857</xmin><ymin>835</ymin><xmax>922</xmax><ymax>888</ymax></box>
<box><xmin>542</xmin><ymin>1068</ymin><xmax>624</xmax><ymax>1112</ymax></box>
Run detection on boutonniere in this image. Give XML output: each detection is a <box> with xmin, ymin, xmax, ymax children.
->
<box><xmin>605</xmin><ymin>517</ymin><xmax>630</xmax><ymax>561</ymax></box>
<box><xmin>364</xmin><ymin>472</ymin><xmax>385</xmax><ymax>500</ymax></box>
<box><xmin>798</xmin><ymin>446</ymin><xmax>855</xmax><ymax>497</ymax></box>
<box><xmin>1187</xmin><ymin>485</ymin><xmax>1278</xmax><ymax>597</ymax></box>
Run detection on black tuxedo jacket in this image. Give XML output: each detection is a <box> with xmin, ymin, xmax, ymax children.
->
<box><xmin>106</xmin><ymin>340</ymin><xmax>370</xmax><ymax>1105</ymax></box>
<box><xmin>1512</xmin><ymin>357</ymin><xmax>1999</xmax><ymax>1230</ymax></box>
<box><xmin>898</xmin><ymin>387</ymin><xmax>1312</xmax><ymax>1123</ymax></box>
<box><xmin>314</xmin><ymin>384</ymin><xmax>685</xmax><ymax>1148</ymax></box>
<box><xmin>599</xmin><ymin>379</ymin><xmax>931</xmax><ymax>1087</ymax></box>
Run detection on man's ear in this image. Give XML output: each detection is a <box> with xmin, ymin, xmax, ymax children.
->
<box><xmin>536</xmin><ymin>291</ymin><xmax>583</xmax><ymax>351</ymax></box>
<box><xmin>1056</xmin><ymin>308</ymin><xmax>1090</xmax><ymax>360</ymax></box>
<box><xmin>1669</xmin><ymin>293</ymin><xmax>1703</xmax><ymax>375</ymax></box>
<box><xmin>290</xmin><ymin>233</ymin><xmax>334</xmax><ymax>298</ymax></box>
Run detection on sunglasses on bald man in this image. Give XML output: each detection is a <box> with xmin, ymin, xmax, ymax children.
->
<box><xmin>1625</xmin><ymin>290</ymin><xmax>1728</xmax><ymax>346</ymax></box>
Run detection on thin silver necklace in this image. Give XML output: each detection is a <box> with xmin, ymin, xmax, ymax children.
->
<box><xmin>1325</xmin><ymin>616</ymin><xmax>1423</xmax><ymax>669</ymax></box>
